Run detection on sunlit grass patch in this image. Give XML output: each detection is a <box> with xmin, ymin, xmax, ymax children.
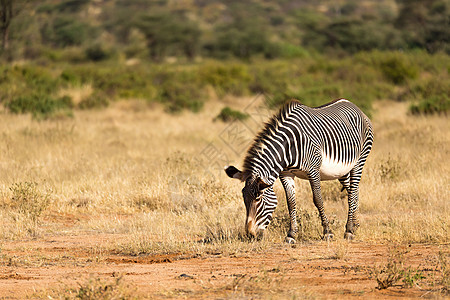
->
<box><xmin>0</xmin><ymin>100</ymin><xmax>448</xmax><ymax>252</ymax></box>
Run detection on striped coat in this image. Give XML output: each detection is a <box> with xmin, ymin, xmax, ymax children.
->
<box><xmin>226</xmin><ymin>99</ymin><xmax>373</xmax><ymax>242</ymax></box>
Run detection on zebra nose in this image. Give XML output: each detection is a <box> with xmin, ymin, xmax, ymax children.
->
<box><xmin>246</xmin><ymin>218</ymin><xmax>263</xmax><ymax>239</ymax></box>
<box><xmin>246</xmin><ymin>218</ymin><xmax>257</xmax><ymax>237</ymax></box>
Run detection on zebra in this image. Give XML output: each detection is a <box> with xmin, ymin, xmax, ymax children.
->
<box><xmin>225</xmin><ymin>99</ymin><xmax>373</xmax><ymax>243</ymax></box>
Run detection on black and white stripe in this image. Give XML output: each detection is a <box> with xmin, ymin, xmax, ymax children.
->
<box><xmin>225</xmin><ymin>99</ymin><xmax>374</xmax><ymax>241</ymax></box>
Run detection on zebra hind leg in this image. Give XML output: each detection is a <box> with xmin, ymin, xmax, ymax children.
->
<box><xmin>338</xmin><ymin>173</ymin><xmax>350</xmax><ymax>193</ymax></box>
<box><xmin>344</xmin><ymin>165</ymin><xmax>365</xmax><ymax>240</ymax></box>
<box><xmin>339</xmin><ymin>173</ymin><xmax>355</xmax><ymax>240</ymax></box>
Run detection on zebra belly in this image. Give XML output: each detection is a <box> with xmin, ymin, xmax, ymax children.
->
<box><xmin>319</xmin><ymin>154</ymin><xmax>356</xmax><ymax>180</ymax></box>
<box><xmin>288</xmin><ymin>156</ymin><xmax>356</xmax><ymax>181</ymax></box>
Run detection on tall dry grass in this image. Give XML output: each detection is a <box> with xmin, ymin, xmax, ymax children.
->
<box><xmin>0</xmin><ymin>99</ymin><xmax>448</xmax><ymax>252</ymax></box>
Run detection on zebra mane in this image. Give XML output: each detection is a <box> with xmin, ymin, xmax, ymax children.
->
<box><xmin>242</xmin><ymin>99</ymin><xmax>301</xmax><ymax>178</ymax></box>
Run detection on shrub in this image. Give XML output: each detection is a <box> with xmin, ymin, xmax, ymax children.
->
<box><xmin>55</xmin><ymin>275</ymin><xmax>135</xmax><ymax>299</ymax></box>
<box><xmin>410</xmin><ymin>96</ymin><xmax>450</xmax><ymax>115</ymax></box>
<box><xmin>9</xmin><ymin>182</ymin><xmax>50</xmax><ymax>223</ymax></box>
<box><xmin>379</xmin><ymin>55</ymin><xmax>419</xmax><ymax>84</ymax></box>
<box><xmin>85</xmin><ymin>44</ymin><xmax>112</xmax><ymax>61</ymax></box>
<box><xmin>199</xmin><ymin>63</ymin><xmax>251</xmax><ymax>98</ymax></box>
<box><xmin>46</xmin><ymin>16</ymin><xmax>96</xmax><ymax>47</ymax></box>
<box><xmin>157</xmin><ymin>70</ymin><xmax>205</xmax><ymax>113</ymax></box>
<box><xmin>274</xmin><ymin>43</ymin><xmax>309</xmax><ymax>59</ymax></box>
<box><xmin>210</xmin><ymin>21</ymin><xmax>273</xmax><ymax>59</ymax></box>
<box><xmin>379</xmin><ymin>156</ymin><xmax>404</xmax><ymax>182</ymax></box>
<box><xmin>19</xmin><ymin>65</ymin><xmax>61</xmax><ymax>94</ymax></box>
<box><xmin>7</xmin><ymin>94</ymin><xmax>74</xmax><ymax>120</ymax></box>
<box><xmin>160</xmin><ymin>82</ymin><xmax>204</xmax><ymax>113</ymax></box>
<box><xmin>369</xmin><ymin>246</ymin><xmax>425</xmax><ymax>290</ymax></box>
<box><xmin>249</xmin><ymin>60</ymin><xmax>294</xmax><ymax>97</ymax></box>
<box><xmin>60</xmin><ymin>69</ymin><xmax>81</xmax><ymax>85</ymax></box>
<box><xmin>136</xmin><ymin>12</ymin><xmax>201</xmax><ymax>60</ymax></box>
<box><xmin>214</xmin><ymin>107</ymin><xmax>249</xmax><ymax>122</ymax></box>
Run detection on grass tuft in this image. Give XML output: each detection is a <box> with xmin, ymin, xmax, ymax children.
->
<box><xmin>45</xmin><ymin>274</ymin><xmax>137</xmax><ymax>299</ymax></box>
<box><xmin>369</xmin><ymin>246</ymin><xmax>425</xmax><ymax>290</ymax></box>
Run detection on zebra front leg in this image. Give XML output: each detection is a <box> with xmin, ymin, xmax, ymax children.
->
<box><xmin>308</xmin><ymin>170</ymin><xmax>333</xmax><ymax>240</ymax></box>
<box><xmin>340</xmin><ymin>173</ymin><xmax>356</xmax><ymax>240</ymax></box>
<box><xmin>280</xmin><ymin>173</ymin><xmax>298</xmax><ymax>244</ymax></box>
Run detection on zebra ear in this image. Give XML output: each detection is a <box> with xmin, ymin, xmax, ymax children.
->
<box><xmin>257</xmin><ymin>177</ymin><xmax>271</xmax><ymax>191</ymax></box>
<box><xmin>225</xmin><ymin>166</ymin><xmax>244</xmax><ymax>181</ymax></box>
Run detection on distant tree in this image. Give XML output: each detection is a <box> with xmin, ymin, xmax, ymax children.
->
<box><xmin>56</xmin><ymin>0</ymin><xmax>90</xmax><ymax>12</ymax></box>
<box><xmin>395</xmin><ymin>0</ymin><xmax>450</xmax><ymax>53</ymax></box>
<box><xmin>136</xmin><ymin>12</ymin><xmax>201</xmax><ymax>60</ymax></box>
<box><xmin>320</xmin><ymin>18</ymin><xmax>404</xmax><ymax>53</ymax></box>
<box><xmin>0</xmin><ymin>0</ymin><xmax>13</xmax><ymax>51</ymax></box>
<box><xmin>207</xmin><ymin>19</ymin><xmax>273</xmax><ymax>59</ymax></box>
<box><xmin>0</xmin><ymin>0</ymin><xmax>29</xmax><ymax>53</ymax></box>
<box><xmin>41</xmin><ymin>16</ymin><xmax>96</xmax><ymax>47</ymax></box>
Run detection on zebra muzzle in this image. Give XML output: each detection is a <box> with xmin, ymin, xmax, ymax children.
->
<box><xmin>245</xmin><ymin>217</ymin><xmax>263</xmax><ymax>240</ymax></box>
<box><xmin>246</xmin><ymin>217</ymin><xmax>257</xmax><ymax>236</ymax></box>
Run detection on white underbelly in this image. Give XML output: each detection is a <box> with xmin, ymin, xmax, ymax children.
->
<box><xmin>288</xmin><ymin>155</ymin><xmax>356</xmax><ymax>181</ymax></box>
<box><xmin>319</xmin><ymin>154</ymin><xmax>356</xmax><ymax>180</ymax></box>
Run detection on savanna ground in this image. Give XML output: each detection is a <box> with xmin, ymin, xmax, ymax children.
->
<box><xmin>0</xmin><ymin>98</ymin><xmax>448</xmax><ymax>299</ymax></box>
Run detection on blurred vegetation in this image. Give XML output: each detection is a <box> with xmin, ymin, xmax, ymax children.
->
<box><xmin>0</xmin><ymin>0</ymin><xmax>448</xmax><ymax>117</ymax></box>
<box><xmin>214</xmin><ymin>107</ymin><xmax>250</xmax><ymax>122</ymax></box>
<box><xmin>0</xmin><ymin>51</ymin><xmax>448</xmax><ymax>118</ymax></box>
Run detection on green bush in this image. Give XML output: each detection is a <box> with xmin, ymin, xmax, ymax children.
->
<box><xmin>400</xmin><ymin>75</ymin><xmax>449</xmax><ymax>115</ymax></box>
<box><xmin>409</xmin><ymin>96</ymin><xmax>450</xmax><ymax>115</ymax></box>
<box><xmin>45</xmin><ymin>16</ymin><xmax>96</xmax><ymax>47</ymax></box>
<box><xmin>7</xmin><ymin>94</ymin><xmax>73</xmax><ymax>119</ymax></box>
<box><xmin>136</xmin><ymin>12</ymin><xmax>201</xmax><ymax>60</ymax></box>
<box><xmin>249</xmin><ymin>60</ymin><xmax>296</xmax><ymax>96</ymax></box>
<box><xmin>273</xmin><ymin>43</ymin><xmax>310</xmax><ymax>59</ymax></box>
<box><xmin>19</xmin><ymin>65</ymin><xmax>61</xmax><ymax>94</ymax></box>
<box><xmin>156</xmin><ymin>70</ymin><xmax>205</xmax><ymax>113</ymax></box>
<box><xmin>214</xmin><ymin>107</ymin><xmax>249</xmax><ymax>122</ymax></box>
<box><xmin>60</xmin><ymin>69</ymin><xmax>81</xmax><ymax>85</ymax></box>
<box><xmin>410</xmin><ymin>77</ymin><xmax>449</xmax><ymax>100</ymax></box>
<box><xmin>0</xmin><ymin>65</ymin><xmax>64</xmax><ymax>106</ymax></box>
<box><xmin>209</xmin><ymin>21</ymin><xmax>274</xmax><ymax>59</ymax></box>
<box><xmin>199</xmin><ymin>63</ymin><xmax>251</xmax><ymax>98</ymax></box>
<box><xmin>85</xmin><ymin>44</ymin><xmax>112</xmax><ymax>61</ymax></box>
<box><xmin>379</xmin><ymin>55</ymin><xmax>419</xmax><ymax>84</ymax></box>
<box><xmin>160</xmin><ymin>81</ymin><xmax>204</xmax><ymax>113</ymax></box>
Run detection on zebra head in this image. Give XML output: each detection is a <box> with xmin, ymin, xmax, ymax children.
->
<box><xmin>225</xmin><ymin>166</ymin><xmax>277</xmax><ymax>238</ymax></box>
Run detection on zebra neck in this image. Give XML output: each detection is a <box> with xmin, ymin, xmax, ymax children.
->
<box><xmin>245</xmin><ymin>143</ymin><xmax>288</xmax><ymax>184</ymax></box>
<box><xmin>243</xmin><ymin>105</ymin><xmax>296</xmax><ymax>184</ymax></box>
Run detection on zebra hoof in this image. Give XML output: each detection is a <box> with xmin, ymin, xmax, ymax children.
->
<box><xmin>285</xmin><ymin>236</ymin><xmax>296</xmax><ymax>244</ymax></box>
<box><xmin>344</xmin><ymin>232</ymin><xmax>355</xmax><ymax>240</ymax></box>
<box><xmin>323</xmin><ymin>233</ymin><xmax>334</xmax><ymax>241</ymax></box>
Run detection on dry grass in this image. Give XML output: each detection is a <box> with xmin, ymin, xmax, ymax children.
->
<box><xmin>39</xmin><ymin>274</ymin><xmax>138</xmax><ymax>300</ymax></box>
<box><xmin>0</xmin><ymin>99</ymin><xmax>448</xmax><ymax>254</ymax></box>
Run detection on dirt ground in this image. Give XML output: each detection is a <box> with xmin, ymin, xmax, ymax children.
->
<box><xmin>0</xmin><ymin>233</ymin><xmax>448</xmax><ymax>299</ymax></box>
